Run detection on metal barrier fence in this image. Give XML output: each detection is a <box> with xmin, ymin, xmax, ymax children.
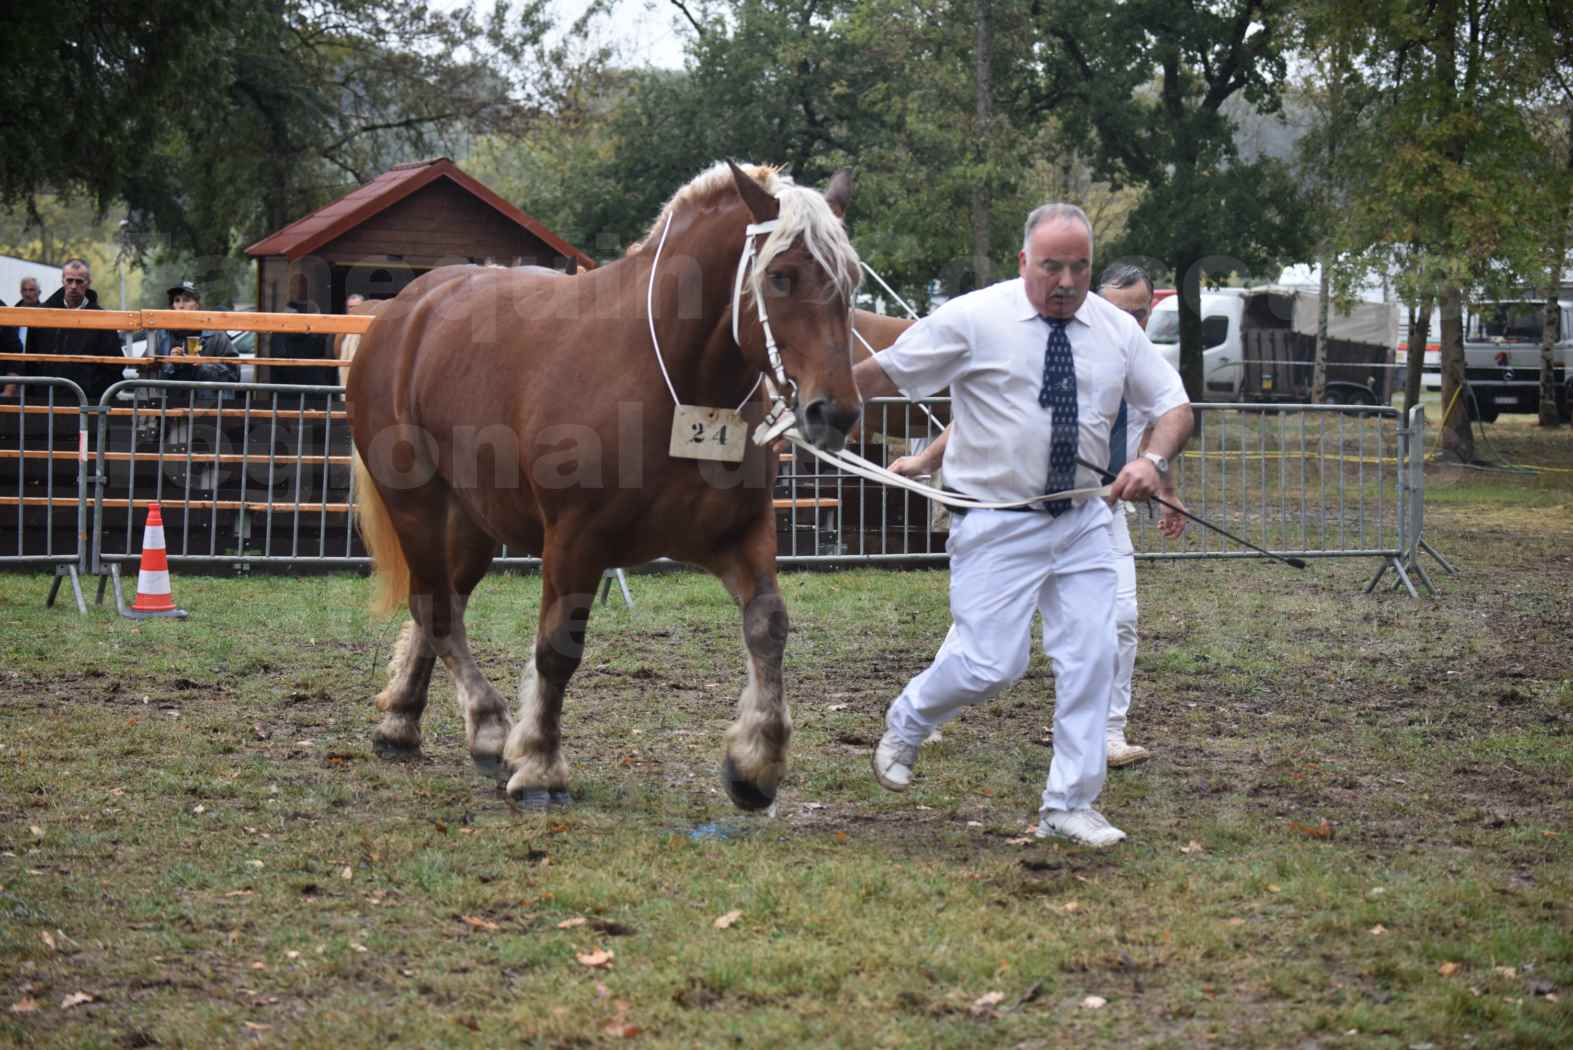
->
<box><xmin>2</xmin><ymin>376</ymin><xmax>1441</xmax><ymax>608</ymax></box>
<box><xmin>0</xmin><ymin>378</ymin><xmax>91</xmax><ymax>611</ymax></box>
<box><xmin>773</xmin><ymin>398</ymin><xmax>1441</xmax><ymax>596</ymax></box>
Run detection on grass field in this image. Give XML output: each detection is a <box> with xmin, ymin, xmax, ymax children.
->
<box><xmin>1</xmin><ymin>417</ymin><xmax>1570</xmax><ymax>1049</ymax></box>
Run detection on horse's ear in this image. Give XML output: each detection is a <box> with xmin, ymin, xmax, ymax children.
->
<box><xmin>728</xmin><ymin>161</ymin><xmax>780</xmax><ymax>224</ymax></box>
<box><xmin>824</xmin><ymin>169</ymin><xmax>854</xmax><ymax>219</ymax></box>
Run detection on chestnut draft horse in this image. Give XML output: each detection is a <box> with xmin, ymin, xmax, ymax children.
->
<box><xmin>347</xmin><ymin>162</ymin><xmax>862</xmax><ymax>811</ymax></box>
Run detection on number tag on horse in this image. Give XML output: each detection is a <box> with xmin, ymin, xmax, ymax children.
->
<box><xmin>670</xmin><ymin>405</ymin><xmax>747</xmax><ymax>463</ymax></box>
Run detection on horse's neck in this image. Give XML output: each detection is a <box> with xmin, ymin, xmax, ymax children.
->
<box><xmin>645</xmin><ymin>206</ymin><xmax>759</xmax><ymax>409</ymax></box>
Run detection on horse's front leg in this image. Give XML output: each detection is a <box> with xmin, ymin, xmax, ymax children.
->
<box><xmin>710</xmin><ymin>527</ymin><xmax>791</xmax><ymax>812</ymax></box>
<box><xmin>504</xmin><ymin>542</ymin><xmax>598</xmax><ymax>808</ymax></box>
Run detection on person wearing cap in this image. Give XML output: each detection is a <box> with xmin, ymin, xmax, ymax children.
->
<box><xmin>154</xmin><ymin>281</ymin><xmax>240</xmax><ymax>386</ymax></box>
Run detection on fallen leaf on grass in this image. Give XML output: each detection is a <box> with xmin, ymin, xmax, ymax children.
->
<box><xmin>1368</xmin><ymin>925</ymin><xmax>1387</xmax><ymax>936</ymax></box>
<box><xmin>969</xmin><ymin>991</ymin><xmax>1006</xmax><ymax>1017</ymax></box>
<box><xmin>1494</xmin><ymin>966</ymin><xmax>1518</xmax><ymax>979</ymax></box>
<box><xmin>1005</xmin><ymin>837</ymin><xmax>1033</xmax><ymax>846</ymax></box>
<box><xmin>827</xmin><ymin>703</ymin><xmax>850</xmax><ymax>711</ymax></box>
<box><xmin>1226</xmin><ymin>917</ymin><xmax>1246</xmax><ymax>927</ymax></box>
<box><xmin>1439</xmin><ymin>962</ymin><xmax>1462</xmax><ymax>977</ymax></box>
<box><xmin>59</xmin><ymin>992</ymin><xmax>95</xmax><ymax>1009</ymax></box>
<box><xmin>1180</xmin><ymin>840</ymin><xmax>1204</xmax><ymax>854</ymax></box>
<box><xmin>192</xmin><ymin>804</ymin><xmax>206</xmax><ymax>815</ymax></box>
<box><xmin>577</xmin><ymin>948</ymin><xmax>614</xmax><ymax>968</ymax></box>
<box><xmin>29</xmin><ymin>826</ymin><xmax>43</xmax><ymax>839</ymax></box>
<box><xmin>1266</xmin><ymin>884</ymin><xmax>1282</xmax><ymax>894</ymax></box>
<box><xmin>603</xmin><ymin>1022</ymin><xmax>642</xmax><ymax>1038</ymax></box>
<box><xmin>39</xmin><ymin>931</ymin><xmax>55</xmax><ymax>950</ymax></box>
<box><xmin>1288</xmin><ymin>818</ymin><xmax>1335</xmax><ymax>840</ymax></box>
<box><xmin>1081</xmin><ymin>995</ymin><xmax>1107</xmax><ymax>1009</ymax></box>
<box><xmin>340</xmin><ymin>866</ymin><xmax>354</xmax><ymax>881</ymax></box>
<box><xmin>1061</xmin><ymin>901</ymin><xmax>1081</xmax><ymax>914</ymax></box>
<box><xmin>243</xmin><ymin>1022</ymin><xmax>272</xmax><ymax>1033</ymax></box>
<box><xmin>453</xmin><ymin>1016</ymin><xmax>480</xmax><ymax>1032</ymax></box>
<box><xmin>460</xmin><ymin>916</ymin><xmax>499</xmax><ymax>931</ymax></box>
<box><xmin>224</xmin><ymin>890</ymin><xmax>253</xmax><ymax>899</ymax></box>
<box><xmin>9</xmin><ymin>998</ymin><xmax>39</xmax><ymax>1014</ymax></box>
<box><xmin>713</xmin><ymin>910</ymin><xmax>743</xmax><ymax>930</ymax></box>
<box><xmin>556</xmin><ymin>917</ymin><xmax>588</xmax><ymax>929</ymax></box>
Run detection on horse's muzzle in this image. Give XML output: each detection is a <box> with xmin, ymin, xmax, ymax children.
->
<box><xmin>797</xmin><ymin>397</ymin><xmax>861</xmax><ymax>452</ymax></box>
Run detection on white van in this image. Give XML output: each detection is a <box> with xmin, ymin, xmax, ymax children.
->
<box><xmin>1147</xmin><ymin>288</ymin><xmax>1398</xmax><ymax>404</ymax></box>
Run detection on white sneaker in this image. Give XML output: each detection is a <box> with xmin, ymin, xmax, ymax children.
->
<box><xmin>1035</xmin><ymin>807</ymin><xmax>1127</xmax><ymax>847</ymax></box>
<box><xmin>872</xmin><ymin>731</ymin><xmax>919</xmax><ymax>792</ymax></box>
<box><xmin>1106</xmin><ymin>737</ymin><xmax>1152</xmax><ymax>768</ymax></box>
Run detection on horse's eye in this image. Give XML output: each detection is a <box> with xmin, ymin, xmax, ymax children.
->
<box><xmin>767</xmin><ymin>272</ymin><xmax>793</xmax><ymax>296</ymax></box>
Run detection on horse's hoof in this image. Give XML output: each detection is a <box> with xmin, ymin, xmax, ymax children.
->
<box><xmin>509</xmin><ymin>787</ymin><xmax>572</xmax><ymax>811</ymax></box>
<box><xmin>721</xmin><ymin>757</ymin><xmax>776</xmax><ymax>812</ymax></box>
<box><xmin>371</xmin><ymin>732</ymin><xmax>421</xmax><ymax>761</ymax></box>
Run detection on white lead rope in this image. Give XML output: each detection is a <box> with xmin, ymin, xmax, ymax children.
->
<box><xmin>757</xmin><ymin>416</ymin><xmax>1110</xmax><ymax>511</ymax></box>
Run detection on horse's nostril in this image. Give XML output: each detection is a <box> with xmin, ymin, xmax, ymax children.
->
<box><xmin>828</xmin><ymin>404</ymin><xmax>861</xmax><ymax>435</ymax></box>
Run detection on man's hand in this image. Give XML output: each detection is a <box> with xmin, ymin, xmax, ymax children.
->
<box><xmin>1156</xmin><ymin>493</ymin><xmax>1188</xmax><ymax>539</ymax></box>
<box><xmin>1108</xmin><ymin>458</ymin><xmax>1161</xmax><ymax>503</ymax></box>
<box><xmin>889</xmin><ymin>454</ymin><xmax>933</xmax><ymax>478</ymax></box>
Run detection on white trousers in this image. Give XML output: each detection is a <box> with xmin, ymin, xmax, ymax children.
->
<box><xmin>885</xmin><ymin>499</ymin><xmax>1117</xmax><ymax>812</ymax></box>
<box><xmin>1108</xmin><ymin>508</ymin><xmax>1139</xmax><ymax>739</ymax></box>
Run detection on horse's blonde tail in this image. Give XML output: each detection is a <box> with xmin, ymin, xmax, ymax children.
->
<box><xmin>353</xmin><ymin>448</ymin><xmax>411</xmax><ymax>617</ymax></box>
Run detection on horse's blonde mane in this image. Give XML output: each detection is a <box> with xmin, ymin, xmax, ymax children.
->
<box><xmin>634</xmin><ymin>161</ymin><xmax>862</xmax><ymax>307</ymax></box>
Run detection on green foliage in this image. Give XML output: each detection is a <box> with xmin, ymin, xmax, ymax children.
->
<box><xmin>1024</xmin><ymin>0</ymin><xmax>1314</xmax><ymax>393</ymax></box>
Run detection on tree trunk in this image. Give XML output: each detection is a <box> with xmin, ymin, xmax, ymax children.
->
<box><xmin>1176</xmin><ymin>250</ymin><xmax>1204</xmax><ymax>402</ymax></box>
<box><xmin>1438</xmin><ymin>284</ymin><xmax>1474</xmax><ymax>462</ymax></box>
<box><xmin>1312</xmin><ymin>249</ymin><xmax>1331</xmax><ymax>402</ymax></box>
<box><xmin>1541</xmin><ymin>106</ymin><xmax>1572</xmax><ymax>427</ymax></box>
<box><xmin>970</xmin><ymin>0</ymin><xmax>992</xmax><ymax>290</ymax></box>
<box><xmin>1404</xmin><ymin>293</ymin><xmax>1434</xmax><ymax>410</ymax></box>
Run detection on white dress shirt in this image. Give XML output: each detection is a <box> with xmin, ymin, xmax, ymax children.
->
<box><xmin>873</xmin><ymin>279</ymin><xmax>1189</xmax><ymax>504</ymax></box>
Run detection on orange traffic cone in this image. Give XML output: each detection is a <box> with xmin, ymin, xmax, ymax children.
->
<box><xmin>123</xmin><ymin>502</ymin><xmax>187</xmax><ymax>620</ymax></box>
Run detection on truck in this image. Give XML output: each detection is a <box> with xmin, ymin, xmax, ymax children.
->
<box><xmin>1147</xmin><ymin>287</ymin><xmax>1399</xmax><ymax>405</ymax></box>
<box><xmin>1455</xmin><ymin>300</ymin><xmax>1571</xmax><ymax>421</ymax></box>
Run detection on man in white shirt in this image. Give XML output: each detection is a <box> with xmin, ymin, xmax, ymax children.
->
<box><xmin>888</xmin><ymin>262</ymin><xmax>1188</xmax><ymax>770</ymax></box>
<box><xmin>851</xmin><ymin>205</ymin><xmax>1192</xmax><ymax>847</ymax></box>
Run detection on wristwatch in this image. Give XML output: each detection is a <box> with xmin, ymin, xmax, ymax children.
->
<box><xmin>1141</xmin><ymin>451</ymin><xmax>1169</xmax><ymax>476</ymax></box>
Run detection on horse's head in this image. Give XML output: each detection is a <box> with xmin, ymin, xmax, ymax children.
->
<box><xmin>729</xmin><ymin>162</ymin><xmax>863</xmax><ymax>452</ymax></box>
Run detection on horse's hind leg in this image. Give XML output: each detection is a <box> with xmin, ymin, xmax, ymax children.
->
<box><xmin>388</xmin><ymin>489</ymin><xmax>511</xmax><ymax>777</ymax></box>
<box><xmin>706</xmin><ymin>518</ymin><xmax>791</xmax><ymax>812</ymax></box>
<box><xmin>371</xmin><ymin>620</ymin><xmax>437</xmax><ymax>757</ymax></box>
<box><xmin>504</xmin><ymin>537</ymin><xmax>601</xmax><ymax>807</ymax></box>
<box><xmin>442</xmin><ymin>504</ymin><xmax>509</xmax><ymax>776</ymax></box>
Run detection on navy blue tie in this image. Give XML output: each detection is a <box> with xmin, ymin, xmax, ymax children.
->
<box><xmin>1038</xmin><ymin>317</ymin><xmax>1078</xmax><ymax>516</ymax></box>
<box><xmin>1108</xmin><ymin>400</ymin><xmax>1129</xmax><ymax>475</ymax></box>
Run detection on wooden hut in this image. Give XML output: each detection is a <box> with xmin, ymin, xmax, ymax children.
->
<box><xmin>244</xmin><ymin>157</ymin><xmax>595</xmax><ymax>368</ymax></box>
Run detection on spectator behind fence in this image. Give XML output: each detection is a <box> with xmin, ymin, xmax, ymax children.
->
<box><xmin>23</xmin><ymin>259</ymin><xmax>123</xmax><ymax>403</ymax></box>
<box><xmin>280</xmin><ymin>295</ymin><xmax>336</xmax><ymax>390</ymax></box>
<box><xmin>3</xmin><ymin>278</ymin><xmax>45</xmax><ymax>396</ymax></box>
<box><xmin>155</xmin><ymin>281</ymin><xmax>240</xmax><ymax>386</ymax></box>
<box><xmin>0</xmin><ymin>297</ymin><xmax>20</xmax><ymax>396</ymax></box>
